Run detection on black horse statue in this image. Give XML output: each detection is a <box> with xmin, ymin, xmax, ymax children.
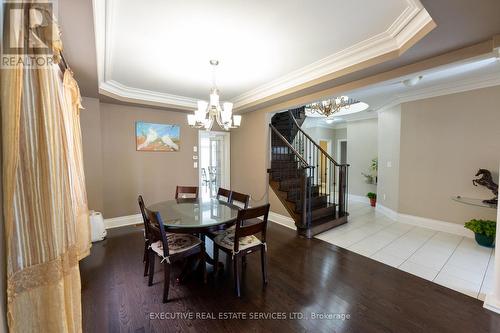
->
<box><xmin>472</xmin><ymin>169</ymin><xmax>498</xmax><ymax>205</ymax></box>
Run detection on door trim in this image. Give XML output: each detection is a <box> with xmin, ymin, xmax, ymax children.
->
<box><xmin>198</xmin><ymin>130</ymin><xmax>231</xmax><ymax>190</ymax></box>
<box><xmin>337</xmin><ymin>139</ymin><xmax>347</xmax><ymax>163</ymax></box>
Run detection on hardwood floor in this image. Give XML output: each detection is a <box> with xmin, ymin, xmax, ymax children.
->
<box><xmin>81</xmin><ymin>223</ymin><xmax>500</xmax><ymax>333</ymax></box>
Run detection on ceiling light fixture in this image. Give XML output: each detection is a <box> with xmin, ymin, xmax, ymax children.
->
<box><xmin>306</xmin><ymin>96</ymin><xmax>362</xmax><ymax>118</ymax></box>
<box><xmin>402</xmin><ymin>75</ymin><xmax>423</xmax><ymax>87</ymax></box>
<box><xmin>187</xmin><ymin>60</ymin><xmax>241</xmax><ymax>131</ymax></box>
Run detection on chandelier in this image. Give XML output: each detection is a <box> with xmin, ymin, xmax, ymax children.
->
<box><xmin>187</xmin><ymin>60</ymin><xmax>241</xmax><ymax>131</ymax></box>
<box><xmin>306</xmin><ymin>96</ymin><xmax>359</xmax><ymax>118</ymax></box>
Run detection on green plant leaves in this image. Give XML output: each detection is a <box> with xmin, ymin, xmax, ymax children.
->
<box><xmin>464</xmin><ymin>219</ymin><xmax>496</xmax><ymax>237</ymax></box>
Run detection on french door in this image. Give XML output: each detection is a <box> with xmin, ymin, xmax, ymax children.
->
<box><xmin>199</xmin><ymin>131</ymin><xmax>230</xmax><ymax>196</ymax></box>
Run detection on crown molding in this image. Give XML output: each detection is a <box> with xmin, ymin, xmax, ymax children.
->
<box><xmin>92</xmin><ymin>0</ymin><xmax>434</xmax><ymax>110</ymax></box>
<box><xmin>232</xmin><ymin>5</ymin><xmax>433</xmax><ymax>108</ymax></box>
<box><xmin>100</xmin><ymin>80</ymin><xmax>198</xmax><ymax>110</ymax></box>
<box><xmin>375</xmin><ymin>70</ymin><xmax>500</xmax><ymax>111</ymax></box>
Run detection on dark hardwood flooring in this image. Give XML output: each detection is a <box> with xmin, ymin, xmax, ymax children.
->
<box><xmin>81</xmin><ymin>223</ymin><xmax>500</xmax><ymax>333</ymax></box>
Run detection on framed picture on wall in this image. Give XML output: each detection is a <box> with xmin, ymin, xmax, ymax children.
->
<box><xmin>136</xmin><ymin>122</ymin><xmax>180</xmax><ymax>152</ymax></box>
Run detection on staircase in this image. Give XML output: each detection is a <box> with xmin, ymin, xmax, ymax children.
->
<box><xmin>268</xmin><ymin>107</ymin><xmax>349</xmax><ymax>238</ymax></box>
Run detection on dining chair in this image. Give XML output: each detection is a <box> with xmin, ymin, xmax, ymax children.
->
<box><xmin>202</xmin><ymin>188</ymin><xmax>232</xmax><ymax>243</ymax></box>
<box><xmin>216</xmin><ymin>187</ymin><xmax>232</xmax><ymax>202</ymax></box>
<box><xmin>206</xmin><ymin>190</ymin><xmax>251</xmax><ymax>242</ymax></box>
<box><xmin>175</xmin><ymin>186</ymin><xmax>199</xmax><ymax>199</ymax></box>
<box><xmin>208</xmin><ymin>167</ymin><xmax>217</xmax><ymax>185</ymax></box>
<box><xmin>138</xmin><ymin>195</ymin><xmax>151</xmax><ymax>277</ymax></box>
<box><xmin>229</xmin><ymin>191</ymin><xmax>250</xmax><ymax>209</ymax></box>
<box><xmin>145</xmin><ymin>207</ymin><xmax>207</xmax><ymax>303</ymax></box>
<box><xmin>213</xmin><ymin>204</ymin><xmax>270</xmax><ymax>297</ymax></box>
<box><xmin>201</xmin><ymin>168</ymin><xmax>210</xmax><ymax>186</ymax></box>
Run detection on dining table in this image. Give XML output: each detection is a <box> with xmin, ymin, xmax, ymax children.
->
<box><xmin>147</xmin><ymin>197</ymin><xmax>240</xmax><ymax>268</ymax></box>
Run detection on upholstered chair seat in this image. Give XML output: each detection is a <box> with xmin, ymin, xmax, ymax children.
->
<box><xmin>214</xmin><ymin>228</ymin><xmax>261</xmax><ymax>253</ymax></box>
<box><xmin>150</xmin><ymin>234</ymin><xmax>202</xmax><ymax>257</ymax></box>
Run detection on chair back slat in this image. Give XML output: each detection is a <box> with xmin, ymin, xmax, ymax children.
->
<box><xmin>230</xmin><ymin>191</ymin><xmax>250</xmax><ymax>209</ymax></box>
<box><xmin>234</xmin><ymin>204</ymin><xmax>270</xmax><ymax>252</ymax></box>
<box><xmin>237</xmin><ymin>222</ymin><xmax>265</xmax><ymax>238</ymax></box>
<box><xmin>138</xmin><ymin>195</ymin><xmax>152</xmax><ymax>238</ymax></box>
<box><xmin>175</xmin><ymin>186</ymin><xmax>199</xmax><ymax>199</ymax></box>
<box><xmin>217</xmin><ymin>187</ymin><xmax>231</xmax><ymax>202</ymax></box>
<box><xmin>145</xmin><ymin>208</ymin><xmax>170</xmax><ymax>257</ymax></box>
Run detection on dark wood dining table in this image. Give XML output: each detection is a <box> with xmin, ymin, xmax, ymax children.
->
<box><xmin>147</xmin><ymin>197</ymin><xmax>240</xmax><ymax>267</ymax></box>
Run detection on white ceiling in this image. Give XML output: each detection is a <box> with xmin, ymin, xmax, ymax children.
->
<box><xmin>303</xmin><ymin>52</ymin><xmax>500</xmax><ymax>128</ymax></box>
<box><xmin>94</xmin><ymin>0</ymin><xmax>433</xmax><ymax>109</ymax></box>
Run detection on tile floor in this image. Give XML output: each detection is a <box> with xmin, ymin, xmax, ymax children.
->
<box><xmin>316</xmin><ymin>201</ymin><xmax>495</xmax><ymax>299</ymax></box>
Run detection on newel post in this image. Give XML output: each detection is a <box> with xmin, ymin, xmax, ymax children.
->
<box><xmin>338</xmin><ymin>165</ymin><xmax>347</xmax><ymax>216</ymax></box>
<box><xmin>301</xmin><ymin>167</ymin><xmax>308</xmax><ymax>228</ymax></box>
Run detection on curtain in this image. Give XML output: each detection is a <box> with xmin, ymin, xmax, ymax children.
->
<box><xmin>62</xmin><ymin>70</ymin><xmax>91</xmax><ymax>260</ymax></box>
<box><xmin>1</xmin><ymin>3</ymin><xmax>90</xmax><ymax>332</ymax></box>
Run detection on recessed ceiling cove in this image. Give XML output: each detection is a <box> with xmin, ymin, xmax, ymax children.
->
<box><xmin>93</xmin><ymin>0</ymin><xmax>434</xmax><ymax>110</ymax></box>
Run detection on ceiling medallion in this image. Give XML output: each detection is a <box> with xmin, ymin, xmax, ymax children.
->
<box><xmin>306</xmin><ymin>96</ymin><xmax>360</xmax><ymax>118</ymax></box>
<box><xmin>187</xmin><ymin>60</ymin><xmax>241</xmax><ymax>131</ymax></box>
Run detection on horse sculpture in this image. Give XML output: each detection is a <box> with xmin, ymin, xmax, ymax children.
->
<box><xmin>472</xmin><ymin>169</ymin><xmax>498</xmax><ymax>205</ymax></box>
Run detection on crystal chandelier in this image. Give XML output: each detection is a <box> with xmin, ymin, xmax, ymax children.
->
<box><xmin>306</xmin><ymin>96</ymin><xmax>359</xmax><ymax>118</ymax></box>
<box><xmin>187</xmin><ymin>60</ymin><xmax>241</xmax><ymax>131</ymax></box>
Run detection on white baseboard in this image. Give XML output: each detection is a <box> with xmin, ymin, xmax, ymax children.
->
<box><xmin>104</xmin><ymin>214</ymin><xmax>142</xmax><ymax>229</ymax></box>
<box><xmin>349</xmin><ymin>194</ymin><xmax>369</xmax><ymax>203</ymax></box>
<box><xmin>375</xmin><ymin>204</ymin><xmax>399</xmax><ymax>220</ymax></box>
<box><xmin>268</xmin><ymin>212</ymin><xmax>296</xmax><ymax>230</ymax></box>
<box><xmin>375</xmin><ymin>204</ymin><xmax>474</xmax><ymax>238</ymax></box>
<box><xmin>104</xmin><ymin>212</ymin><xmax>297</xmax><ymax>231</ymax></box>
<box><xmin>484</xmin><ymin>295</ymin><xmax>500</xmax><ymax>314</ymax></box>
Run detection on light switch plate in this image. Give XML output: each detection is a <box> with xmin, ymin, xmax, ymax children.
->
<box><xmin>193</xmin><ymin>146</ymin><xmax>198</xmax><ymax>152</ymax></box>
<box><xmin>193</xmin><ymin>162</ymin><xmax>198</xmax><ymax>168</ymax></box>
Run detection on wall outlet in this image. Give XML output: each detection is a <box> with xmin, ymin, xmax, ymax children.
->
<box><xmin>193</xmin><ymin>146</ymin><xmax>198</xmax><ymax>152</ymax></box>
<box><xmin>193</xmin><ymin>155</ymin><xmax>198</xmax><ymax>160</ymax></box>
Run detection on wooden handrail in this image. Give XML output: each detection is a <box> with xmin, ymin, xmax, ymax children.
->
<box><xmin>269</xmin><ymin>124</ymin><xmax>312</xmax><ymax>168</ymax></box>
<box><xmin>287</xmin><ymin>110</ymin><xmax>350</xmax><ymax>167</ymax></box>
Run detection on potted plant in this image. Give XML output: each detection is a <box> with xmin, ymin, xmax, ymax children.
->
<box><xmin>367</xmin><ymin>192</ymin><xmax>377</xmax><ymax>207</ymax></box>
<box><xmin>464</xmin><ymin>219</ymin><xmax>496</xmax><ymax>248</ymax></box>
<box><xmin>361</xmin><ymin>158</ymin><xmax>378</xmax><ymax>185</ymax></box>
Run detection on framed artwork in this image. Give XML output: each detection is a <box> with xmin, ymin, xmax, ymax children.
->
<box><xmin>136</xmin><ymin>122</ymin><xmax>180</xmax><ymax>152</ymax></box>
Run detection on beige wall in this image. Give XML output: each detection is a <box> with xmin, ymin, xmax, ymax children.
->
<box><xmin>377</xmin><ymin>105</ymin><xmax>401</xmax><ymax>211</ymax></box>
<box><xmin>346</xmin><ymin>118</ymin><xmax>378</xmax><ymax>196</ymax></box>
<box><xmin>81</xmin><ymin>97</ymin><xmax>104</xmax><ymax>212</ymax></box>
<box><xmin>80</xmin><ymin>101</ymin><xmax>201</xmax><ymax>218</ymax></box>
<box><xmin>399</xmin><ymin>86</ymin><xmax>500</xmax><ymax>224</ymax></box>
<box><xmin>230</xmin><ymin>109</ymin><xmax>270</xmax><ymax>206</ymax></box>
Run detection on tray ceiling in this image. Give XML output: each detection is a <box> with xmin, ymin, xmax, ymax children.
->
<box><xmin>93</xmin><ymin>0</ymin><xmax>434</xmax><ymax>110</ymax></box>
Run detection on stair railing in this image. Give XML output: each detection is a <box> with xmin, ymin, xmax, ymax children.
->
<box><xmin>288</xmin><ymin>111</ymin><xmax>350</xmax><ymax>217</ymax></box>
<box><xmin>269</xmin><ymin>124</ymin><xmax>314</xmax><ymax>228</ymax></box>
